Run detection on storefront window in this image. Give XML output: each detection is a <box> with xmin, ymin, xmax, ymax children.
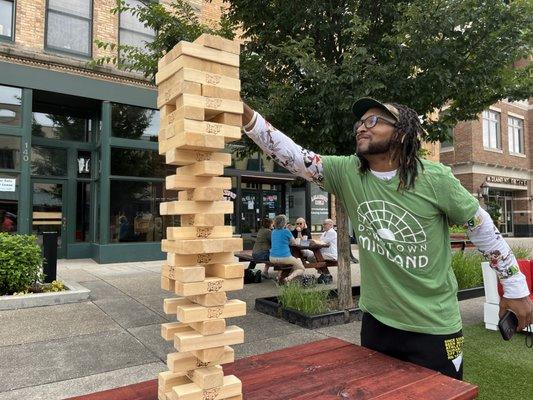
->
<box><xmin>76</xmin><ymin>182</ymin><xmax>90</xmax><ymax>242</ymax></box>
<box><xmin>0</xmin><ymin>172</ymin><xmax>18</xmax><ymax>233</ymax></box>
<box><xmin>111</xmin><ymin>103</ymin><xmax>159</xmax><ymax>141</ymax></box>
<box><xmin>32</xmin><ymin>112</ymin><xmax>91</xmax><ymax>142</ymax></box>
<box><xmin>310</xmin><ymin>183</ymin><xmax>329</xmax><ymax>232</ymax></box>
<box><xmin>0</xmin><ymin>85</ymin><xmax>22</xmax><ymax>126</ymax></box>
<box><xmin>287</xmin><ymin>178</ymin><xmax>307</xmax><ymax>223</ymax></box>
<box><xmin>111</xmin><ymin>147</ymin><xmax>166</xmax><ymax>177</ymax></box>
<box><xmin>109</xmin><ymin>180</ymin><xmax>177</xmax><ymax>243</ymax></box>
<box><xmin>31</xmin><ymin>146</ymin><xmax>67</xmax><ymax>177</ymax></box>
<box><xmin>0</xmin><ymin>135</ymin><xmax>20</xmax><ymax>169</ymax></box>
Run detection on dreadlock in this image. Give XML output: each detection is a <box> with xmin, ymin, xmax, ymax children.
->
<box><xmin>359</xmin><ymin>103</ymin><xmax>424</xmax><ymax>191</ymax></box>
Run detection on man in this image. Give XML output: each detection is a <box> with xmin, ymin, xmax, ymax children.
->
<box><xmin>307</xmin><ymin>218</ymin><xmax>337</xmax><ymax>284</ymax></box>
<box><xmin>241</xmin><ymin>98</ymin><xmax>532</xmax><ymax>380</ymax></box>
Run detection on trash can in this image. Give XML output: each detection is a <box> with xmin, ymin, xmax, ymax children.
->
<box><xmin>42</xmin><ymin>231</ymin><xmax>58</xmax><ymax>283</ymax></box>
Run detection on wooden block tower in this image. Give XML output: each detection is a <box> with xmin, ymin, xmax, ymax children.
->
<box><xmin>156</xmin><ymin>34</ymin><xmax>245</xmax><ymax>400</ymax></box>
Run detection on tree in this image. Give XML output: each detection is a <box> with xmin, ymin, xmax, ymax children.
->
<box><xmin>225</xmin><ymin>0</ymin><xmax>532</xmax><ymax>309</ymax></box>
<box><xmin>96</xmin><ymin>0</ymin><xmax>532</xmax><ymax>309</ymax></box>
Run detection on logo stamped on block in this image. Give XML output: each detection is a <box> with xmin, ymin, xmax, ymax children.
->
<box><xmin>207</xmin><ymin>307</ymin><xmax>223</xmax><ymax>318</ymax></box>
<box><xmin>206</xmin><ymin>73</ymin><xmax>222</xmax><ymax>85</ymax></box>
<box><xmin>197</xmin><ymin>254</ymin><xmax>212</xmax><ymax>264</ymax></box>
<box><xmin>196</xmin><ymin>227</ymin><xmax>213</xmax><ymax>238</ymax></box>
<box><xmin>167</xmin><ymin>265</ymin><xmax>175</xmax><ymax>279</ymax></box>
<box><xmin>205</xmin><ymin>98</ymin><xmax>222</xmax><ymax>109</ymax></box>
<box><xmin>207</xmin><ymin>280</ymin><xmax>223</xmax><ymax>292</ymax></box>
<box><xmin>195</xmin><ymin>151</ymin><xmax>211</xmax><ymax>161</ymax></box>
<box><xmin>206</xmin><ymin>123</ymin><xmax>221</xmax><ymax>135</ymax></box>
<box><xmin>203</xmin><ymin>388</ymin><xmax>220</xmax><ymax>400</ymax></box>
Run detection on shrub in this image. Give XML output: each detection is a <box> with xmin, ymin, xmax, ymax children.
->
<box><xmin>0</xmin><ymin>233</ymin><xmax>43</xmax><ymax>295</ymax></box>
<box><xmin>278</xmin><ymin>281</ymin><xmax>330</xmax><ymax>315</ymax></box>
<box><xmin>449</xmin><ymin>225</ymin><xmax>467</xmax><ymax>234</ymax></box>
<box><xmin>510</xmin><ymin>245</ymin><xmax>532</xmax><ymax>260</ymax></box>
<box><xmin>451</xmin><ymin>251</ymin><xmax>484</xmax><ymax>290</ymax></box>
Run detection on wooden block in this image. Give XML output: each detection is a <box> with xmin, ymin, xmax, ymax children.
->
<box><xmin>202</xmin><ymin>85</ymin><xmax>240</xmax><ymax>101</ymax></box>
<box><xmin>167</xmin><ymin>346</ymin><xmax>234</xmax><ymax>373</ymax></box>
<box><xmin>159</xmin><ymin>131</ymin><xmax>226</xmax><ymax>154</ymax></box>
<box><xmin>167</xmin><ymin>252</ymin><xmax>235</xmax><ymax>267</ymax></box>
<box><xmin>205</xmin><ymin>263</ymin><xmax>244</xmax><ymax>279</ymax></box>
<box><xmin>160</xmin><ymin>201</ymin><xmax>233</xmax><ymax>216</ymax></box>
<box><xmin>161</xmin><ymin>107</ymin><xmax>205</xmax><ymax>129</ymax></box>
<box><xmin>180</xmin><ymin>214</ymin><xmax>226</xmax><ymax>227</ymax></box>
<box><xmin>160</xmin><ymin>104</ymin><xmax>176</xmax><ymax>119</ymax></box>
<box><xmin>159</xmin><ymin>41</ymin><xmax>239</xmax><ymax>70</ymax></box>
<box><xmin>169</xmin><ymin>375</ymin><xmax>242</xmax><ymax>400</ymax></box>
<box><xmin>161</xmin><ymin>276</ymin><xmax>176</xmax><ymax>292</ymax></box>
<box><xmin>176</xmin><ymin>299</ymin><xmax>246</xmax><ymax>323</ymax></box>
<box><xmin>165</xmin><ymin>176</ymin><xmax>231</xmax><ymax>191</ymax></box>
<box><xmin>188</xmin><ymin>293</ymin><xmax>227</xmax><ymax>307</ymax></box>
<box><xmin>226</xmin><ymin>396</ymin><xmax>243</xmax><ymax>400</ymax></box>
<box><xmin>158</xmin><ymin>371</ymin><xmax>189</xmax><ymax>393</ymax></box>
<box><xmin>192</xmin><ymin>346</ymin><xmax>227</xmax><ymax>364</ymax></box>
<box><xmin>165</xmin><ymin>119</ymin><xmax>241</xmax><ymax>142</ymax></box>
<box><xmin>162</xmin><ymin>237</ymin><xmax>242</xmax><ymax>255</ymax></box>
<box><xmin>186</xmin><ymin>365</ymin><xmax>223</xmax><ymax>390</ymax></box>
<box><xmin>176</xmin><ymin>94</ymin><xmax>243</xmax><ymax>119</ymax></box>
<box><xmin>177</xmin><ymin>188</ymin><xmax>225</xmax><ymax>202</ymax></box>
<box><xmin>157</xmin><ymin>55</ymin><xmax>239</xmax><ymax>84</ymax></box>
<box><xmin>167</xmin><ymin>226</ymin><xmax>233</xmax><ymax>240</ymax></box>
<box><xmin>162</xmin><ymin>67</ymin><xmax>240</xmax><ymax>91</ymax></box>
<box><xmin>194</xmin><ymin>34</ymin><xmax>241</xmax><ymax>54</ymax></box>
<box><xmin>175</xmin><ymin>277</ymin><xmax>243</xmax><ymax>297</ymax></box>
<box><xmin>158</xmin><ymin>389</ymin><xmax>169</xmax><ymax>400</ymax></box>
<box><xmin>165</xmin><ymin>149</ymin><xmax>232</xmax><ymax>167</ymax></box>
<box><xmin>161</xmin><ymin>321</ymin><xmax>193</xmax><ymax>341</ymax></box>
<box><xmin>162</xmin><ymin>264</ymin><xmax>205</xmax><ymax>283</ymax></box>
<box><xmin>175</xmin><ymin>160</ymin><xmax>225</xmax><ymax>177</ymax></box>
<box><xmin>163</xmin><ymin>297</ymin><xmax>190</xmax><ymax>315</ymax></box>
<box><xmin>209</xmin><ymin>112</ymin><xmax>243</xmax><ymax>127</ymax></box>
<box><xmin>188</xmin><ymin>318</ymin><xmax>226</xmax><ymax>335</ymax></box>
<box><xmin>157</xmin><ymin>81</ymin><xmax>202</xmax><ymax>109</ymax></box>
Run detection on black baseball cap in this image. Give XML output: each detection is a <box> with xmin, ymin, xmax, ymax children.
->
<box><xmin>352</xmin><ymin>97</ymin><xmax>400</xmax><ymax>121</ymax></box>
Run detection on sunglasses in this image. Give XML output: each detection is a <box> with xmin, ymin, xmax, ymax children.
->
<box><xmin>353</xmin><ymin>115</ymin><xmax>396</xmax><ymax>134</ymax></box>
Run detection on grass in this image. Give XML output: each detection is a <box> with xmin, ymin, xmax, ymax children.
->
<box><xmin>510</xmin><ymin>245</ymin><xmax>532</xmax><ymax>260</ymax></box>
<box><xmin>278</xmin><ymin>281</ymin><xmax>330</xmax><ymax>315</ymax></box>
<box><xmin>452</xmin><ymin>250</ymin><xmax>485</xmax><ymax>290</ymax></box>
<box><xmin>463</xmin><ymin>323</ymin><xmax>533</xmax><ymax>400</ymax></box>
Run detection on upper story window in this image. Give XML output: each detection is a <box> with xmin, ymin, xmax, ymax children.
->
<box><xmin>119</xmin><ymin>0</ymin><xmax>155</xmax><ymax>54</ymax></box>
<box><xmin>0</xmin><ymin>0</ymin><xmax>15</xmax><ymax>41</ymax></box>
<box><xmin>508</xmin><ymin>115</ymin><xmax>524</xmax><ymax>155</ymax></box>
<box><xmin>440</xmin><ymin>127</ymin><xmax>454</xmax><ymax>150</ymax></box>
<box><xmin>46</xmin><ymin>0</ymin><xmax>92</xmax><ymax>57</ymax></box>
<box><xmin>482</xmin><ymin>110</ymin><xmax>501</xmax><ymax>150</ymax></box>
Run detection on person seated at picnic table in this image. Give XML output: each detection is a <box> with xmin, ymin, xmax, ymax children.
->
<box><xmin>305</xmin><ymin>218</ymin><xmax>338</xmax><ymax>262</ymax></box>
<box><xmin>292</xmin><ymin>217</ymin><xmax>310</xmax><ymax>241</ymax></box>
<box><xmin>251</xmin><ymin>217</ymin><xmax>273</xmax><ymax>277</ymax></box>
<box><xmin>270</xmin><ymin>214</ymin><xmax>305</xmax><ymax>283</ymax></box>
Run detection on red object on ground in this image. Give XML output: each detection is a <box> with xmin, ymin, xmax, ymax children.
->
<box><xmin>497</xmin><ymin>259</ymin><xmax>533</xmax><ymax>300</ymax></box>
<box><xmin>66</xmin><ymin>338</ymin><xmax>477</xmax><ymax>400</ymax></box>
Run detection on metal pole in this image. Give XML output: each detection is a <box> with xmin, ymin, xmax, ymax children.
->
<box><xmin>42</xmin><ymin>232</ymin><xmax>58</xmax><ymax>283</ymax></box>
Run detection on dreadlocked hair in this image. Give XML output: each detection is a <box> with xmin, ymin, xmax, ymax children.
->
<box><xmin>359</xmin><ymin>103</ymin><xmax>424</xmax><ymax>191</ymax></box>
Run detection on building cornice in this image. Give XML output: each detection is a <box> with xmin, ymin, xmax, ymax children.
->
<box><xmin>450</xmin><ymin>161</ymin><xmax>531</xmax><ymax>180</ymax></box>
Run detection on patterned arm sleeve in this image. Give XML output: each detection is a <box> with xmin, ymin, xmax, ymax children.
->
<box><xmin>243</xmin><ymin>112</ymin><xmax>325</xmax><ymax>187</ymax></box>
<box><xmin>466</xmin><ymin>206</ymin><xmax>530</xmax><ymax>299</ymax></box>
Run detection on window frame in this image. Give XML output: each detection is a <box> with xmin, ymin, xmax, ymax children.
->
<box><xmin>0</xmin><ymin>0</ymin><xmax>15</xmax><ymax>42</ymax></box>
<box><xmin>44</xmin><ymin>0</ymin><xmax>93</xmax><ymax>58</ymax></box>
<box><xmin>507</xmin><ymin>115</ymin><xmax>524</xmax><ymax>155</ymax></box>
<box><xmin>482</xmin><ymin>110</ymin><xmax>501</xmax><ymax>150</ymax></box>
<box><xmin>118</xmin><ymin>0</ymin><xmax>156</xmax><ymax>60</ymax></box>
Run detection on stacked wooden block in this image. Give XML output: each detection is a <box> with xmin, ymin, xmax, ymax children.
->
<box><xmin>156</xmin><ymin>34</ymin><xmax>245</xmax><ymax>400</ymax></box>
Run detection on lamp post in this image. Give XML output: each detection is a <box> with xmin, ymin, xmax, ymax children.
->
<box><xmin>480</xmin><ymin>182</ymin><xmax>490</xmax><ymax>200</ymax></box>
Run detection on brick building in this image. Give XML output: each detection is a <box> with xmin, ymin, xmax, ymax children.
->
<box><xmin>440</xmin><ymin>99</ymin><xmax>533</xmax><ymax>237</ymax></box>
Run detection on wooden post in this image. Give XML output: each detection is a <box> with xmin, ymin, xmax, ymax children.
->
<box><xmin>156</xmin><ymin>33</ymin><xmax>245</xmax><ymax>400</ymax></box>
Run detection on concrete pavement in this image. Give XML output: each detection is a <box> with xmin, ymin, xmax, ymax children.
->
<box><xmin>0</xmin><ymin>250</ymin><xmax>488</xmax><ymax>400</ymax></box>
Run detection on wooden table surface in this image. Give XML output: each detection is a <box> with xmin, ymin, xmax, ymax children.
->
<box><xmin>67</xmin><ymin>338</ymin><xmax>477</xmax><ymax>400</ymax></box>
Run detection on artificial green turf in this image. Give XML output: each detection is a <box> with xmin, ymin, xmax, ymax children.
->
<box><xmin>463</xmin><ymin>323</ymin><xmax>533</xmax><ymax>400</ymax></box>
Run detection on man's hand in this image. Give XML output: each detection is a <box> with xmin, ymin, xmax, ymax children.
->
<box><xmin>242</xmin><ymin>102</ymin><xmax>255</xmax><ymax>129</ymax></box>
<box><xmin>499</xmin><ymin>296</ymin><xmax>533</xmax><ymax>331</ymax></box>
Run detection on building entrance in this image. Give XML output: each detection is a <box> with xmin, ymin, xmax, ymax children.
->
<box><xmin>241</xmin><ymin>183</ymin><xmax>283</xmax><ymax>233</ymax></box>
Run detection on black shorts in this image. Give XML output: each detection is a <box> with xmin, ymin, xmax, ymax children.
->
<box><xmin>361</xmin><ymin>312</ymin><xmax>464</xmax><ymax>380</ymax></box>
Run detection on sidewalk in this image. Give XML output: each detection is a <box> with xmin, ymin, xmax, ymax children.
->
<box><xmin>0</xmin><ymin>250</ymin><xmax>485</xmax><ymax>400</ymax></box>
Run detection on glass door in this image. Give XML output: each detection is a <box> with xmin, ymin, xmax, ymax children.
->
<box><xmin>31</xmin><ymin>180</ymin><xmax>67</xmax><ymax>258</ymax></box>
<box><xmin>241</xmin><ymin>189</ymin><xmax>260</xmax><ymax>234</ymax></box>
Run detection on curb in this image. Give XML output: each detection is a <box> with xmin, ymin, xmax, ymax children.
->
<box><xmin>0</xmin><ymin>281</ymin><xmax>91</xmax><ymax>310</ymax></box>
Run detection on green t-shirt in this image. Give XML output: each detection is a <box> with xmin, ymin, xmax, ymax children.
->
<box><xmin>323</xmin><ymin>155</ymin><xmax>479</xmax><ymax>334</ymax></box>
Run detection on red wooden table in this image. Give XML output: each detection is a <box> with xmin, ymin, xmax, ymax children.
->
<box><xmin>67</xmin><ymin>338</ymin><xmax>477</xmax><ymax>400</ymax></box>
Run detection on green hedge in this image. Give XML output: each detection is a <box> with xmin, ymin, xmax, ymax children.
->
<box><xmin>0</xmin><ymin>233</ymin><xmax>43</xmax><ymax>295</ymax></box>
<box><xmin>451</xmin><ymin>251</ymin><xmax>484</xmax><ymax>290</ymax></box>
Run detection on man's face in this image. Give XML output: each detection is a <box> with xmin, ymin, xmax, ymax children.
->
<box><xmin>355</xmin><ymin>107</ymin><xmax>397</xmax><ymax>156</ymax></box>
<box><xmin>322</xmin><ymin>221</ymin><xmax>333</xmax><ymax>231</ymax></box>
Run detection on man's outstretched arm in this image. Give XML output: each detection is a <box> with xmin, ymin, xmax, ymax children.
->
<box><xmin>466</xmin><ymin>207</ymin><xmax>533</xmax><ymax>330</ymax></box>
<box><xmin>242</xmin><ymin>104</ymin><xmax>325</xmax><ymax>186</ymax></box>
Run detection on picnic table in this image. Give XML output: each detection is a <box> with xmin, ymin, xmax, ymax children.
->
<box><xmin>67</xmin><ymin>337</ymin><xmax>478</xmax><ymax>400</ymax></box>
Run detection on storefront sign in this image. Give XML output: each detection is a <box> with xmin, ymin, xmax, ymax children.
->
<box><xmin>0</xmin><ymin>178</ymin><xmax>16</xmax><ymax>192</ymax></box>
<box><xmin>310</xmin><ymin>184</ymin><xmax>329</xmax><ymax>227</ymax></box>
<box><xmin>486</xmin><ymin>176</ymin><xmax>528</xmax><ymax>186</ymax></box>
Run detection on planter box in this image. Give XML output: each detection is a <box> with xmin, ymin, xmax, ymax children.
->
<box><xmin>255</xmin><ymin>286</ymin><xmax>485</xmax><ymax>329</ymax></box>
<box><xmin>0</xmin><ymin>281</ymin><xmax>90</xmax><ymax>310</ymax></box>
